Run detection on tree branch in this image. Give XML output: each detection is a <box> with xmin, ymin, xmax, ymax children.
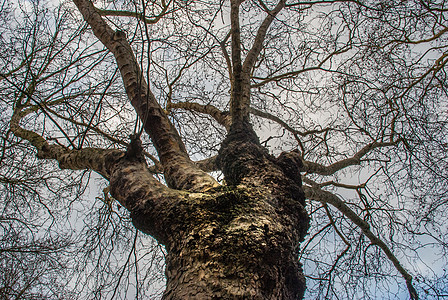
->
<box><xmin>302</xmin><ymin>140</ymin><xmax>401</xmax><ymax>175</ymax></box>
<box><xmin>229</xmin><ymin>0</ymin><xmax>248</xmax><ymax>125</ymax></box>
<box><xmin>10</xmin><ymin>108</ymin><xmax>124</xmax><ymax>179</ymax></box>
<box><xmin>250</xmin><ymin>46</ymin><xmax>350</xmax><ymax>88</ymax></box>
<box><xmin>10</xmin><ymin>100</ymin><xmax>184</xmax><ymax>244</ymax></box>
<box><xmin>242</xmin><ymin>0</ymin><xmax>286</xmax><ymax>74</ymax></box>
<box><xmin>96</xmin><ymin>0</ymin><xmax>171</xmax><ymax>25</ymax></box>
<box><xmin>72</xmin><ymin>0</ymin><xmax>218</xmax><ymax>191</ymax></box>
<box><xmin>168</xmin><ymin>101</ymin><xmax>231</xmax><ymax>130</ymax></box>
<box><xmin>303</xmin><ymin>185</ymin><xmax>418</xmax><ymax>300</ymax></box>
<box><xmin>230</xmin><ymin>0</ymin><xmax>286</xmax><ymax>126</ymax></box>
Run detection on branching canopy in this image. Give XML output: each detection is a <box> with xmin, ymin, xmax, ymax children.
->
<box><xmin>1</xmin><ymin>0</ymin><xmax>447</xmax><ymax>298</ymax></box>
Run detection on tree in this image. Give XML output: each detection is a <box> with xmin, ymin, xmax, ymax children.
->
<box><xmin>1</xmin><ymin>0</ymin><xmax>447</xmax><ymax>298</ymax></box>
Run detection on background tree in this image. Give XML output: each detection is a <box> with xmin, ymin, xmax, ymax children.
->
<box><xmin>1</xmin><ymin>0</ymin><xmax>447</xmax><ymax>298</ymax></box>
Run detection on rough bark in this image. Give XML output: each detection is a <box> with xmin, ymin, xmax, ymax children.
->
<box><xmin>31</xmin><ymin>1</ymin><xmax>310</xmax><ymax>298</ymax></box>
<box><xmin>160</xmin><ymin>122</ymin><xmax>309</xmax><ymax>299</ymax></box>
<box><xmin>6</xmin><ymin>0</ymin><xmax>424</xmax><ymax>298</ymax></box>
<box><xmin>104</xmin><ymin>122</ymin><xmax>310</xmax><ymax>299</ymax></box>
<box><xmin>161</xmin><ymin>185</ymin><xmax>307</xmax><ymax>299</ymax></box>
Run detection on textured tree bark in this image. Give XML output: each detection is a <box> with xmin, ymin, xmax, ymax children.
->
<box><xmin>100</xmin><ymin>122</ymin><xmax>310</xmax><ymax>299</ymax></box>
<box><xmin>105</xmin><ymin>122</ymin><xmax>309</xmax><ymax>299</ymax></box>
<box><xmin>68</xmin><ymin>1</ymin><xmax>310</xmax><ymax>297</ymax></box>
<box><xmin>162</xmin><ymin>126</ymin><xmax>307</xmax><ymax>299</ymax></box>
<box><xmin>161</xmin><ymin>185</ymin><xmax>308</xmax><ymax>300</ymax></box>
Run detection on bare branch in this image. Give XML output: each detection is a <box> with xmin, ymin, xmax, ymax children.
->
<box><xmin>242</xmin><ymin>0</ymin><xmax>286</xmax><ymax>74</ymax></box>
<box><xmin>251</xmin><ymin>47</ymin><xmax>351</xmax><ymax>88</ymax></box>
<box><xmin>42</xmin><ymin>105</ymin><xmax>162</xmax><ymax>169</ymax></box>
<box><xmin>383</xmin><ymin>26</ymin><xmax>448</xmax><ymax>48</ymax></box>
<box><xmin>302</xmin><ymin>140</ymin><xmax>401</xmax><ymax>175</ymax></box>
<box><xmin>96</xmin><ymin>0</ymin><xmax>171</xmax><ymax>25</ymax></box>
<box><xmin>10</xmin><ymin>107</ymin><xmax>124</xmax><ymax>179</ymax></box>
<box><xmin>168</xmin><ymin>101</ymin><xmax>231</xmax><ymax>130</ymax></box>
<box><xmin>303</xmin><ymin>185</ymin><xmax>418</xmax><ymax>300</ymax></box>
<box><xmin>72</xmin><ymin>0</ymin><xmax>218</xmax><ymax>191</ymax></box>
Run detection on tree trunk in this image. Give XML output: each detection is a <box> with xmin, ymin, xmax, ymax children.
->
<box><xmin>162</xmin><ymin>186</ymin><xmax>308</xmax><ymax>299</ymax></box>
<box><xmin>66</xmin><ymin>2</ymin><xmax>310</xmax><ymax>296</ymax></box>
<box><xmin>118</xmin><ymin>124</ymin><xmax>309</xmax><ymax>299</ymax></box>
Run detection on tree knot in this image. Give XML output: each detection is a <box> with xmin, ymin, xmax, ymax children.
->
<box><xmin>113</xmin><ymin>30</ymin><xmax>126</xmax><ymax>41</ymax></box>
<box><xmin>276</xmin><ymin>149</ymin><xmax>303</xmax><ymax>181</ymax></box>
<box><xmin>125</xmin><ymin>134</ymin><xmax>144</xmax><ymax>162</ymax></box>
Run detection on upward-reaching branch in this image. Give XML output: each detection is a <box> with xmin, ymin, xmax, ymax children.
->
<box><xmin>229</xmin><ymin>0</ymin><xmax>286</xmax><ymax>127</ymax></box>
<box><xmin>72</xmin><ymin>0</ymin><xmax>217</xmax><ymax>191</ymax></box>
<box><xmin>229</xmin><ymin>0</ymin><xmax>247</xmax><ymax>126</ymax></box>
<box><xmin>242</xmin><ymin>0</ymin><xmax>286</xmax><ymax>73</ymax></box>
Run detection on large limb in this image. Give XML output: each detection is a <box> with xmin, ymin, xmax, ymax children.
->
<box><xmin>10</xmin><ymin>107</ymin><xmax>182</xmax><ymax>243</ymax></box>
<box><xmin>72</xmin><ymin>0</ymin><xmax>217</xmax><ymax>191</ymax></box>
<box><xmin>10</xmin><ymin>108</ymin><xmax>122</xmax><ymax>179</ymax></box>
